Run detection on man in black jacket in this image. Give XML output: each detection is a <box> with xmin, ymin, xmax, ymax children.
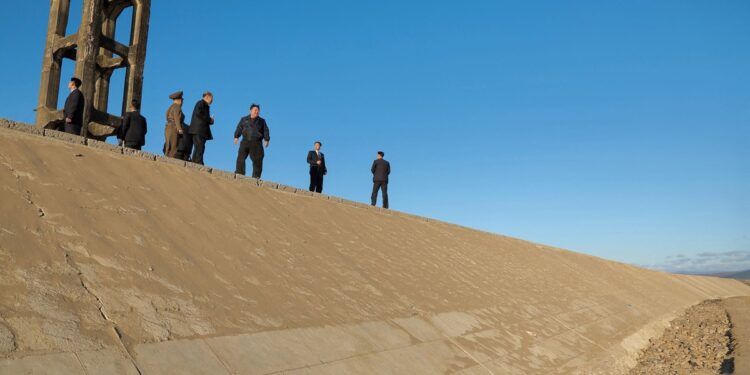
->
<box><xmin>306</xmin><ymin>141</ymin><xmax>327</xmax><ymax>193</ymax></box>
<box><xmin>188</xmin><ymin>92</ymin><xmax>214</xmax><ymax>164</ymax></box>
<box><xmin>233</xmin><ymin>104</ymin><xmax>270</xmax><ymax>178</ymax></box>
<box><xmin>63</xmin><ymin>77</ymin><xmax>85</xmax><ymax>135</ymax></box>
<box><xmin>371</xmin><ymin>151</ymin><xmax>391</xmax><ymax>209</ymax></box>
<box><xmin>118</xmin><ymin>99</ymin><xmax>147</xmax><ymax>150</ymax></box>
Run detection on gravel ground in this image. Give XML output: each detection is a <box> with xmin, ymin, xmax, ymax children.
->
<box><xmin>629</xmin><ymin>299</ymin><xmax>733</xmax><ymax>375</ymax></box>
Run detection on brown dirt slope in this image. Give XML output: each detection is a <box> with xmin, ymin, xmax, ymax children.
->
<box><xmin>1</xmin><ymin>121</ymin><xmax>749</xmax><ymax>374</ymax></box>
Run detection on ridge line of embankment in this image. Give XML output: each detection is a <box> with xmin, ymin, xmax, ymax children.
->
<box><xmin>0</xmin><ymin>118</ymin><xmax>518</xmax><ymax>242</ymax></box>
<box><xmin>0</xmin><ymin>119</ymin><xmax>674</xmax><ymax>271</ymax></box>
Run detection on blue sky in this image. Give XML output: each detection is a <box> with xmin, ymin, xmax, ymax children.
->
<box><xmin>1</xmin><ymin>1</ymin><xmax>748</xmax><ymax>273</ymax></box>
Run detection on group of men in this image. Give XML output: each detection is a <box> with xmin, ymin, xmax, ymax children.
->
<box><xmin>163</xmin><ymin>90</ymin><xmax>214</xmax><ymax>165</ymax></box>
<box><xmin>303</xmin><ymin>144</ymin><xmax>390</xmax><ymax>208</ymax></box>
<box><xmin>59</xmin><ymin>77</ymin><xmax>148</xmax><ymax>150</ymax></box>
<box><xmin>59</xmin><ymin>76</ymin><xmax>391</xmax><ymax>208</ymax></box>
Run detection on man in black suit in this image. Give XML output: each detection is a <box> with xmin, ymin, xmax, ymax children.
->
<box><xmin>233</xmin><ymin>104</ymin><xmax>270</xmax><ymax>178</ymax></box>
<box><xmin>306</xmin><ymin>141</ymin><xmax>327</xmax><ymax>193</ymax></box>
<box><xmin>63</xmin><ymin>77</ymin><xmax>85</xmax><ymax>135</ymax></box>
<box><xmin>188</xmin><ymin>92</ymin><xmax>214</xmax><ymax>165</ymax></box>
<box><xmin>118</xmin><ymin>99</ymin><xmax>147</xmax><ymax>150</ymax></box>
<box><xmin>371</xmin><ymin>151</ymin><xmax>391</xmax><ymax>209</ymax></box>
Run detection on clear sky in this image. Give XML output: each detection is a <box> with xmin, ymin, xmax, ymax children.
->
<box><xmin>1</xmin><ymin>1</ymin><xmax>748</xmax><ymax>273</ymax></box>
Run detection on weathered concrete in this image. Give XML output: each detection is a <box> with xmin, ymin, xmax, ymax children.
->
<box><xmin>155</xmin><ymin>155</ymin><xmax>186</xmax><ymax>167</ymax></box>
<box><xmin>185</xmin><ymin>161</ymin><xmax>212</xmax><ymax>173</ymax></box>
<box><xmin>76</xmin><ymin>349</ymin><xmax>140</xmax><ymax>375</ymax></box>
<box><xmin>295</xmin><ymin>189</ymin><xmax>315</xmax><ymax>197</ymax></box>
<box><xmin>259</xmin><ymin>180</ymin><xmax>278</xmax><ymax>189</ymax></box>
<box><xmin>0</xmin><ymin>118</ymin><xmax>45</xmax><ymax>136</ymax></box>
<box><xmin>0</xmin><ymin>352</ymin><xmax>85</xmax><ymax>375</ymax></box>
<box><xmin>122</xmin><ymin>147</ymin><xmax>156</xmax><ymax>160</ymax></box>
<box><xmin>44</xmin><ymin>129</ymin><xmax>86</xmax><ymax>144</ymax></box>
<box><xmin>87</xmin><ymin>139</ymin><xmax>123</xmax><ymax>154</ymax></box>
<box><xmin>133</xmin><ymin>340</ymin><xmax>229</xmax><ymax>375</ymax></box>
<box><xmin>235</xmin><ymin>174</ymin><xmax>261</xmax><ymax>187</ymax></box>
<box><xmin>36</xmin><ymin>0</ymin><xmax>150</xmax><ymax>139</ymax></box>
<box><xmin>725</xmin><ymin>296</ymin><xmax>750</xmax><ymax>374</ymax></box>
<box><xmin>210</xmin><ymin>169</ymin><xmax>235</xmax><ymax>180</ymax></box>
<box><xmin>0</xmin><ymin>124</ymin><xmax>748</xmax><ymax>374</ymax></box>
<box><xmin>277</xmin><ymin>183</ymin><xmax>298</xmax><ymax>193</ymax></box>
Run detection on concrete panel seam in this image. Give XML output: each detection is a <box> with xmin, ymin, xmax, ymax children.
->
<box><xmin>428</xmin><ymin>314</ymin><xmax>497</xmax><ymax>375</ymax></box>
<box><xmin>261</xmin><ymin>338</ymin><xmax>427</xmax><ymax>375</ymax></box>
<box><xmin>73</xmin><ymin>352</ymin><xmax>91</xmax><ymax>375</ymax></box>
<box><xmin>445</xmin><ymin>337</ymin><xmax>497</xmax><ymax>375</ymax></box>
<box><xmin>549</xmin><ymin>315</ymin><xmax>611</xmax><ymax>354</ymax></box>
<box><xmin>200</xmin><ymin>338</ymin><xmax>235</xmax><ymax>375</ymax></box>
<box><xmin>260</xmin><ymin>322</ymin><xmax>420</xmax><ymax>374</ymax></box>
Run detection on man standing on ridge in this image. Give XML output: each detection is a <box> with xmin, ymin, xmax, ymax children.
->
<box><xmin>164</xmin><ymin>91</ymin><xmax>185</xmax><ymax>158</ymax></box>
<box><xmin>188</xmin><ymin>92</ymin><xmax>215</xmax><ymax>165</ymax></box>
<box><xmin>306</xmin><ymin>141</ymin><xmax>327</xmax><ymax>193</ymax></box>
<box><xmin>371</xmin><ymin>151</ymin><xmax>390</xmax><ymax>209</ymax></box>
<box><xmin>118</xmin><ymin>99</ymin><xmax>147</xmax><ymax>150</ymax></box>
<box><xmin>62</xmin><ymin>77</ymin><xmax>85</xmax><ymax>135</ymax></box>
<box><xmin>234</xmin><ymin>104</ymin><xmax>270</xmax><ymax>178</ymax></box>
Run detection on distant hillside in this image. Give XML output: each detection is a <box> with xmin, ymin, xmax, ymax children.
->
<box><xmin>723</xmin><ymin>269</ymin><xmax>750</xmax><ymax>280</ymax></box>
<box><xmin>686</xmin><ymin>269</ymin><xmax>750</xmax><ymax>279</ymax></box>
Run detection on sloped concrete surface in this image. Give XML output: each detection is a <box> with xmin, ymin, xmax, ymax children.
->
<box><xmin>0</xmin><ymin>121</ymin><xmax>749</xmax><ymax>374</ymax></box>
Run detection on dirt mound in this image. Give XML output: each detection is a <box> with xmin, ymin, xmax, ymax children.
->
<box><xmin>629</xmin><ymin>300</ymin><xmax>732</xmax><ymax>375</ymax></box>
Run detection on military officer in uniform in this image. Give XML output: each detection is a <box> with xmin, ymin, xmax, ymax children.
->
<box><xmin>164</xmin><ymin>91</ymin><xmax>185</xmax><ymax>158</ymax></box>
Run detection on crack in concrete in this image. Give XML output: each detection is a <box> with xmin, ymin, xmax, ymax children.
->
<box><xmin>64</xmin><ymin>252</ymin><xmax>110</xmax><ymax>322</ymax></box>
<box><xmin>63</xmin><ymin>240</ymin><xmax>144</xmax><ymax>375</ymax></box>
<box><xmin>0</xmin><ymin>151</ymin><xmax>142</xmax><ymax>372</ymax></box>
<box><xmin>0</xmin><ymin>155</ymin><xmax>47</xmax><ymax>222</ymax></box>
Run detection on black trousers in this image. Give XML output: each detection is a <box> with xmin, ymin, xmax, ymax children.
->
<box><xmin>371</xmin><ymin>181</ymin><xmax>388</xmax><ymax>208</ymax></box>
<box><xmin>235</xmin><ymin>139</ymin><xmax>264</xmax><ymax>178</ymax></box>
<box><xmin>309</xmin><ymin>168</ymin><xmax>324</xmax><ymax>193</ymax></box>
<box><xmin>64</xmin><ymin>122</ymin><xmax>82</xmax><ymax>136</ymax></box>
<box><xmin>176</xmin><ymin>133</ymin><xmax>193</xmax><ymax>161</ymax></box>
<box><xmin>124</xmin><ymin>142</ymin><xmax>141</xmax><ymax>150</ymax></box>
<box><xmin>191</xmin><ymin>135</ymin><xmax>206</xmax><ymax>165</ymax></box>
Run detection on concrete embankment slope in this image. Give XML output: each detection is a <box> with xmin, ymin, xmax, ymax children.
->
<box><xmin>0</xmin><ymin>120</ymin><xmax>748</xmax><ymax>374</ymax></box>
